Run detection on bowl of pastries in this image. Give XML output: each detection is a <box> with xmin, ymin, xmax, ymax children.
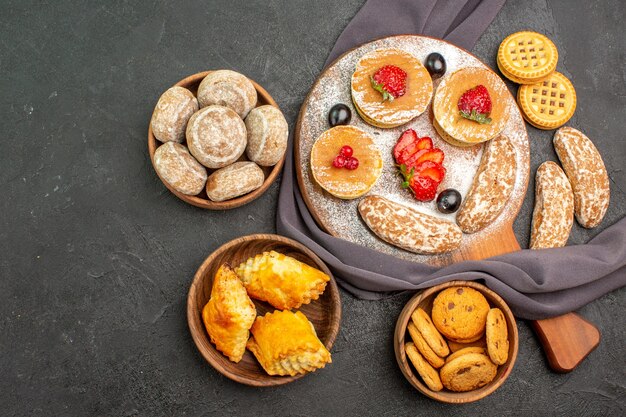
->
<box><xmin>187</xmin><ymin>234</ymin><xmax>341</xmax><ymax>386</ymax></box>
<box><xmin>148</xmin><ymin>70</ymin><xmax>289</xmax><ymax>210</ymax></box>
<box><xmin>394</xmin><ymin>281</ymin><xmax>518</xmax><ymax>403</ymax></box>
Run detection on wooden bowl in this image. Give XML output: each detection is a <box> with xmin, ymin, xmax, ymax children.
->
<box><xmin>394</xmin><ymin>281</ymin><xmax>518</xmax><ymax>403</ymax></box>
<box><xmin>187</xmin><ymin>234</ymin><xmax>342</xmax><ymax>386</ymax></box>
<box><xmin>148</xmin><ymin>71</ymin><xmax>286</xmax><ymax>210</ymax></box>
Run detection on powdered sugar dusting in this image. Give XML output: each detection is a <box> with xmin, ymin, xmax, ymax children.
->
<box><xmin>529</xmin><ymin>161</ymin><xmax>574</xmax><ymax>249</ymax></box>
<box><xmin>351</xmin><ymin>48</ymin><xmax>432</xmax><ymax>125</ymax></box>
<box><xmin>553</xmin><ymin>127</ymin><xmax>609</xmax><ymax>228</ymax></box>
<box><xmin>434</xmin><ymin>67</ymin><xmax>511</xmax><ymax>143</ymax></box>
<box><xmin>296</xmin><ymin>35</ymin><xmax>530</xmax><ymax>264</ymax></box>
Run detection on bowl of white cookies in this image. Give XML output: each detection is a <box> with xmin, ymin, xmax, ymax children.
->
<box><xmin>394</xmin><ymin>281</ymin><xmax>518</xmax><ymax>403</ymax></box>
<box><xmin>148</xmin><ymin>70</ymin><xmax>288</xmax><ymax>209</ymax></box>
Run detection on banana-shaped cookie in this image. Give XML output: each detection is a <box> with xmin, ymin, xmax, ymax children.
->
<box><xmin>456</xmin><ymin>134</ymin><xmax>516</xmax><ymax>233</ymax></box>
<box><xmin>553</xmin><ymin>127</ymin><xmax>610</xmax><ymax>228</ymax></box>
<box><xmin>358</xmin><ymin>195</ymin><xmax>462</xmax><ymax>254</ymax></box>
<box><xmin>529</xmin><ymin>161</ymin><xmax>574</xmax><ymax>249</ymax></box>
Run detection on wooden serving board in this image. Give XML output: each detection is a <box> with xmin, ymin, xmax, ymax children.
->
<box><xmin>295</xmin><ymin>35</ymin><xmax>530</xmax><ymax>267</ymax></box>
<box><xmin>294</xmin><ymin>35</ymin><xmax>598</xmax><ymax>372</ymax></box>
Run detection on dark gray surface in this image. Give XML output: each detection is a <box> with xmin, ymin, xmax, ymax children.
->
<box><xmin>0</xmin><ymin>0</ymin><xmax>624</xmax><ymax>415</ymax></box>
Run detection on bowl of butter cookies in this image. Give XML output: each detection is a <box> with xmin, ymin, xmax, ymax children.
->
<box><xmin>148</xmin><ymin>70</ymin><xmax>288</xmax><ymax>210</ymax></box>
<box><xmin>394</xmin><ymin>281</ymin><xmax>518</xmax><ymax>403</ymax></box>
<box><xmin>187</xmin><ymin>234</ymin><xmax>341</xmax><ymax>386</ymax></box>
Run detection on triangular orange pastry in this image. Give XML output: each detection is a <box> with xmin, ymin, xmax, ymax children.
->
<box><xmin>247</xmin><ymin>310</ymin><xmax>332</xmax><ymax>376</ymax></box>
<box><xmin>235</xmin><ymin>251</ymin><xmax>329</xmax><ymax>310</ymax></box>
<box><xmin>202</xmin><ymin>263</ymin><xmax>256</xmax><ymax>362</ymax></box>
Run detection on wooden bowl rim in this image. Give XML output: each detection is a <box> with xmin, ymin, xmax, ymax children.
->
<box><xmin>186</xmin><ymin>233</ymin><xmax>342</xmax><ymax>386</ymax></box>
<box><xmin>148</xmin><ymin>71</ymin><xmax>286</xmax><ymax>210</ymax></box>
<box><xmin>394</xmin><ymin>280</ymin><xmax>519</xmax><ymax>403</ymax></box>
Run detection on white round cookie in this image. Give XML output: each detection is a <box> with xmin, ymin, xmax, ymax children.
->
<box><xmin>245</xmin><ymin>105</ymin><xmax>288</xmax><ymax>166</ymax></box>
<box><xmin>206</xmin><ymin>161</ymin><xmax>265</xmax><ymax>202</ymax></box>
<box><xmin>150</xmin><ymin>86</ymin><xmax>198</xmax><ymax>143</ymax></box>
<box><xmin>153</xmin><ymin>142</ymin><xmax>207</xmax><ymax>195</ymax></box>
<box><xmin>186</xmin><ymin>105</ymin><xmax>247</xmax><ymax>169</ymax></box>
<box><xmin>197</xmin><ymin>70</ymin><xmax>257</xmax><ymax>119</ymax></box>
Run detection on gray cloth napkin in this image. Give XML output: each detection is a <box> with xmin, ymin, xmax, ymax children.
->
<box><xmin>276</xmin><ymin>0</ymin><xmax>626</xmax><ymax>320</ymax></box>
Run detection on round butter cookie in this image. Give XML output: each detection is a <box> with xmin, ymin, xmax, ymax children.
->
<box><xmin>245</xmin><ymin>105</ymin><xmax>288</xmax><ymax>166</ymax></box>
<box><xmin>447</xmin><ymin>337</ymin><xmax>486</xmax><ymax>353</ymax></box>
<box><xmin>497</xmin><ymin>59</ymin><xmax>552</xmax><ymax>85</ymax></box>
<box><xmin>410</xmin><ymin>308</ymin><xmax>450</xmax><ymax>358</ymax></box>
<box><xmin>497</xmin><ymin>31</ymin><xmax>558</xmax><ymax>84</ymax></box>
<box><xmin>486</xmin><ymin>308</ymin><xmax>509</xmax><ymax>365</ymax></box>
<box><xmin>197</xmin><ymin>70</ymin><xmax>258</xmax><ymax>119</ymax></box>
<box><xmin>431</xmin><ymin>287</ymin><xmax>490</xmax><ymax>342</ymax></box>
<box><xmin>153</xmin><ymin>142</ymin><xmax>207</xmax><ymax>195</ymax></box>
<box><xmin>186</xmin><ymin>105</ymin><xmax>247</xmax><ymax>169</ymax></box>
<box><xmin>444</xmin><ymin>346</ymin><xmax>486</xmax><ymax>364</ymax></box>
<box><xmin>440</xmin><ymin>353</ymin><xmax>497</xmax><ymax>392</ymax></box>
<box><xmin>433</xmin><ymin>67</ymin><xmax>510</xmax><ymax>146</ymax></box>
<box><xmin>517</xmin><ymin>72</ymin><xmax>576</xmax><ymax>130</ymax></box>
<box><xmin>310</xmin><ymin>126</ymin><xmax>382</xmax><ymax>199</ymax></box>
<box><xmin>407</xmin><ymin>322</ymin><xmax>445</xmax><ymax>369</ymax></box>
<box><xmin>405</xmin><ymin>342</ymin><xmax>443</xmax><ymax>392</ymax></box>
<box><xmin>351</xmin><ymin>48</ymin><xmax>433</xmax><ymax>128</ymax></box>
<box><xmin>150</xmin><ymin>86</ymin><xmax>198</xmax><ymax>143</ymax></box>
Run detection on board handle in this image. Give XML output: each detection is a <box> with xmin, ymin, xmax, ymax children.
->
<box><xmin>531</xmin><ymin>313</ymin><xmax>600</xmax><ymax>372</ymax></box>
<box><xmin>478</xmin><ymin>226</ymin><xmax>601</xmax><ymax>372</ymax></box>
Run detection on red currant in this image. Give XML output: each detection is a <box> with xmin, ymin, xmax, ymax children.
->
<box><xmin>344</xmin><ymin>157</ymin><xmax>359</xmax><ymax>170</ymax></box>
<box><xmin>332</xmin><ymin>154</ymin><xmax>346</xmax><ymax>168</ymax></box>
<box><xmin>340</xmin><ymin>145</ymin><xmax>353</xmax><ymax>158</ymax></box>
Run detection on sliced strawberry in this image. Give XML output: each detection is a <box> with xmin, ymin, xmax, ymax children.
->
<box><xmin>416</xmin><ymin>136</ymin><xmax>433</xmax><ymax>151</ymax></box>
<box><xmin>415</xmin><ymin>161</ymin><xmax>446</xmax><ymax>183</ymax></box>
<box><xmin>398</xmin><ymin>164</ymin><xmax>439</xmax><ymax>202</ymax></box>
<box><xmin>402</xmin><ymin>148</ymin><xmax>429</xmax><ymax>169</ymax></box>
<box><xmin>410</xmin><ymin>175</ymin><xmax>438</xmax><ymax>202</ymax></box>
<box><xmin>398</xmin><ymin>142</ymin><xmax>418</xmax><ymax>161</ymax></box>
<box><xmin>393</xmin><ymin>129</ymin><xmax>418</xmax><ymax>162</ymax></box>
<box><xmin>402</xmin><ymin>136</ymin><xmax>433</xmax><ymax>157</ymax></box>
<box><xmin>415</xmin><ymin>148</ymin><xmax>445</xmax><ymax>166</ymax></box>
<box><xmin>394</xmin><ymin>131</ymin><xmax>436</xmax><ymax>167</ymax></box>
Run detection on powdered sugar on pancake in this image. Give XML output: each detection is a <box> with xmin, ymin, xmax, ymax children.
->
<box><xmin>434</xmin><ymin>67</ymin><xmax>511</xmax><ymax>143</ymax></box>
<box><xmin>296</xmin><ymin>35</ymin><xmax>530</xmax><ymax>264</ymax></box>
<box><xmin>351</xmin><ymin>48</ymin><xmax>433</xmax><ymax>126</ymax></box>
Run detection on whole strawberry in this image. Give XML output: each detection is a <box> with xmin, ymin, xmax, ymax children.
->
<box><xmin>371</xmin><ymin>65</ymin><xmax>407</xmax><ymax>101</ymax></box>
<box><xmin>458</xmin><ymin>85</ymin><xmax>492</xmax><ymax>124</ymax></box>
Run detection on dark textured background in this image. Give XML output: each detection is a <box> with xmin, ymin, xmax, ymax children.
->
<box><xmin>1</xmin><ymin>0</ymin><xmax>624</xmax><ymax>415</ymax></box>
